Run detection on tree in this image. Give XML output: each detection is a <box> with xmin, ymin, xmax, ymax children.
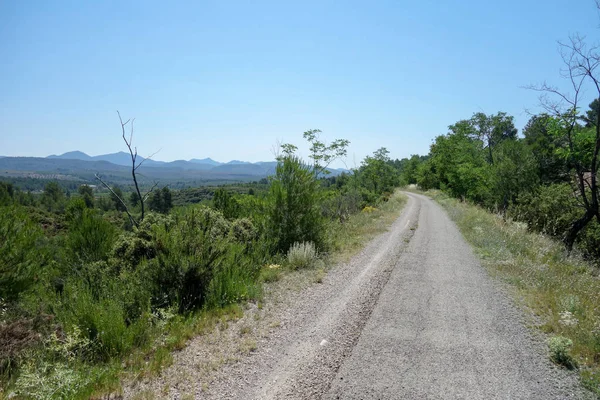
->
<box><xmin>302</xmin><ymin>129</ymin><xmax>350</xmax><ymax>177</ymax></box>
<box><xmin>213</xmin><ymin>188</ymin><xmax>239</xmax><ymax>219</ymax></box>
<box><xmin>527</xmin><ymin>18</ymin><xmax>600</xmax><ymax>251</ymax></box>
<box><xmin>148</xmin><ymin>186</ymin><xmax>173</xmax><ymax>214</ymax></box>
<box><xmin>267</xmin><ymin>155</ymin><xmax>325</xmax><ymax>253</ymax></box>
<box><xmin>523</xmin><ymin>114</ymin><xmax>568</xmax><ymax>184</ymax></box>
<box><xmin>469</xmin><ymin>112</ymin><xmax>518</xmax><ymax>164</ymax></box>
<box><xmin>358</xmin><ymin>148</ymin><xmax>399</xmax><ymax>196</ymax></box>
<box><xmin>488</xmin><ymin>140</ymin><xmax>539</xmax><ymax>211</ymax></box>
<box><xmin>110</xmin><ymin>186</ymin><xmax>127</xmax><ymax>211</ymax></box>
<box><xmin>78</xmin><ymin>185</ymin><xmax>95</xmax><ymax>208</ymax></box>
<box><xmin>41</xmin><ymin>181</ymin><xmax>66</xmax><ymax>211</ymax></box>
<box><xmin>582</xmin><ymin>98</ymin><xmax>599</xmax><ymax>127</ymax></box>
<box><xmin>95</xmin><ymin>112</ymin><xmax>159</xmax><ymax>227</ymax></box>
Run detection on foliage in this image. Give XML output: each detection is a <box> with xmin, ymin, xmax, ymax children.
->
<box><xmin>267</xmin><ymin>155</ymin><xmax>326</xmax><ymax>253</ymax></box>
<box><xmin>0</xmin><ymin>126</ymin><xmax>406</xmax><ymax>398</ymax></box>
<box><xmin>286</xmin><ymin>241</ymin><xmax>318</xmax><ymax>270</ymax></box>
<box><xmin>77</xmin><ymin>185</ymin><xmax>95</xmax><ymax>209</ymax></box>
<box><xmin>302</xmin><ymin>129</ymin><xmax>350</xmax><ymax>177</ymax></box>
<box><xmin>548</xmin><ymin>336</ymin><xmax>577</xmax><ymax>369</ymax></box>
<box><xmin>66</xmin><ymin>209</ymin><xmax>116</xmax><ymax>263</ymax></box>
<box><xmin>148</xmin><ymin>187</ymin><xmax>173</xmax><ymax>214</ymax></box>
<box><xmin>213</xmin><ymin>188</ymin><xmax>240</xmax><ymax>219</ymax></box>
<box><xmin>0</xmin><ymin>206</ymin><xmax>48</xmax><ymax>301</ymax></box>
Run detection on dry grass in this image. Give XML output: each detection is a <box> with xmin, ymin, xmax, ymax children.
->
<box><xmin>430</xmin><ymin>190</ymin><xmax>600</xmax><ymax>395</ymax></box>
<box><xmin>329</xmin><ymin>191</ymin><xmax>408</xmax><ymax>264</ymax></box>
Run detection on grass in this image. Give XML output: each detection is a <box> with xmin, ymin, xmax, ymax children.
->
<box><xmin>329</xmin><ymin>191</ymin><xmax>408</xmax><ymax>264</ymax></box>
<box><xmin>427</xmin><ymin>190</ymin><xmax>600</xmax><ymax>395</ymax></box>
<box><xmin>2</xmin><ymin>192</ymin><xmax>409</xmax><ymax>399</ymax></box>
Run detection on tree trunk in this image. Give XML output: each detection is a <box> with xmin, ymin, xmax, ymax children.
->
<box><xmin>564</xmin><ymin>210</ymin><xmax>595</xmax><ymax>252</ymax></box>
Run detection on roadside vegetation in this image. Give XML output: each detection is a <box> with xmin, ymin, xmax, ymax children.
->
<box><xmin>390</xmin><ymin>4</ymin><xmax>600</xmax><ymax>393</ymax></box>
<box><xmin>430</xmin><ymin>191</ymin><xmax>600</xmax><ymax>395</ymax></box>
<box><xmin>0</xmin><ymin>128</ymin><xmax>403</xmax><ymax>399</ymax></box>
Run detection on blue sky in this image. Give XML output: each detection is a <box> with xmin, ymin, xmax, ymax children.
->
<box><xmin>1</xmin><ymin>1</ymin><xmax>599</xmax><ymax>166</ymax></box>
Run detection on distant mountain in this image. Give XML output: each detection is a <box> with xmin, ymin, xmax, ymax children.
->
<box><xmin>212</xmin><ymin>163</ymin><xmax>270</xmax><ymax>175</ymax></box>
<box><xmin>0</xmin><ymin>154</ymin><xmax>350</xmax><ymax>187</ymax></box>
<box><xmin>48</xmin><ymin>151</ymin><xmax>93</xmax><ymax>161</ymax></box>
<box><xmin>163</xmin><ymin>160</ymin><xmax>214</xmax><ymax>170</ymax></box>
<box><xmin>190</xmin><ymin>158</ymin><xmax>222</xmax><ymax>166</ymax></box>
<box><xmin>226</xmin><ymin>160</ymin><xmax>252</xmax><ymax>165</ymax></box>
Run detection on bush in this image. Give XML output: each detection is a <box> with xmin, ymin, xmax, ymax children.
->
<box><xmin>66</xmin><ymin>209</ymin><xmax>116</xmax><ymax>263</ymax></box>
<box><xmin>548</xmin><ymin>336</ymin><xmax>577</xmax><ymax>369</ymax></box>
<box><xmin>286</xmin><ymin>241</ymin><xmax>318</xmax><ymax>270</ymax></box>
<box><xmin>56</xmin><ymin>279</ymin><xmax>151</xmax><ymax>361</ymax></box>
<box><xmin>0</xmin><ymin>206</ymin><xmax>48</xmax><ymax>301</ymax></box>
<box><xmin>509</xmin><ymin>183</ymin><xmax>579</xmax><ymax>237</ymax></box>
<box><xmin>267</xmin><ymin>156</ymin><xmax>326</xmax><ymax>253</ymax></box>
<box><xmin>144</xmin><ymin>206</ymin><xmax>235</xmax><ymax>312</ymax></box>
<box><xmin>510</xmin><ymin>183</ymin><xmax>600</xmax><ymax>260</ymax></box>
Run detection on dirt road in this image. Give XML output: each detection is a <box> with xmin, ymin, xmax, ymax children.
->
<box><xmin>130</xmin><ymin>192</ymin><xmax>589</xmax><ymax>399</ymax></box>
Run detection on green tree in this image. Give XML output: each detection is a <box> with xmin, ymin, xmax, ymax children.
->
<box><xmin>110</xmin><ymin>186</ymin><xmax>128</xmax><ymax>211</ymax></box>
<box><xmin>488</xmin><ymin>139</ymin><xmax>539</xmax><ymax>210</ymax></box>
<box><xmin>469</xmin><ymin>112</ymin><xmax>518</xmax><ymax>164</ymax></box>
<box><xmin>523</xmin><ymin>114</ymin><xmax>568</xmax><ymax>184</ymax></box>
<box><xmin>78</xmin><ymin>184</ymin><xmax>95</xmax><ymax>208</ymax></box>
<box><xmin>302</xmin><ymin>129</ymin><xmax>350</xmax><ymax>177</ymax></box>
<box><xmin>528</xmin><ymin>30</ymin><xmax>600</xmax><ymax>251</ymax></box>
<box><xmin>426</xmin><ymin>126</ymin><xmax>490</xmax><ymax>202</ymax></box>
<box><xmin>148</xmin><ymin>186</ymin><xmax>173</xmax><ymax>214</ymax></box>
<box><xmin>41</xmin><ymin>181</ymin><xmax>66</xmax><ymax>211</ymax></box>
<box><xmin>0</xmin><ymin>181</ymin><xmax>14</xmax><ymax>206</ymax></box>
<box><xmin>213</xmin><ymin>188</ymin><xmax>239</xmax><ymax>219</ymax></box>
<box><xmin>267</xmin><ymin>155</ymin><xmax>325</xmax><ymax>253</ymax></box>
<box><xmin>358</xmin><ymin>148</ymin><xmax>399</xmax><ymax>196</ymax></box>
<box><xmin>582</xmin><ymin>98</ymin><xmax>599</xmax><ymax>127</ymax></box>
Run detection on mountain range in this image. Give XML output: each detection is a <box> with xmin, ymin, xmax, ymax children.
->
<box><xmin>0</xmin><ymin>151</ymin><xmax>349</xmax><ymax>187</ymax></box>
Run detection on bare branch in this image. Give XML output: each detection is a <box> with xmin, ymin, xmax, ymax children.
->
<box><xmin>142</xmin><ymin>182</ymin><xmax>160</xmax><ymax>202</ymax></box>
<box><xmin>95</xmin><ymin>173</ymin><xmax>138</xmax><ymax>227</ymax></box>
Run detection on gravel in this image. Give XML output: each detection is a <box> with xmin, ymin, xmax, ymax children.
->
<box><xmin>125</xmin><ymin>192</ymin><xmax>593</xmax><ymax>399</ymax></box>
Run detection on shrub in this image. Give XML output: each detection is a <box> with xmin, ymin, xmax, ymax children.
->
<box><xmin>0</xmin><ymin>205</ymin><xmax>48</xmax><ymax>301</ymax></box>
<box><xmin>229</xmin><ymin>218</ymin><xmax>257</xmax><ymax>244</ymax></box>
<box><xmin>509</xmin><ymin>183</ymin><xmax>578</xmax><ymax>237</ymax></box>
<box><xmin>286</xmin><ymin>241</ymin><xmax>318</xmax><ymax>270</ymax></box>
<box><xmin>206</xmin><ymin>244</ymin><xmax>260</xmax><ymax>308</ymax></box>
<box><xmin>267</xmin><ymin>156</ymin><xmax>326</xmax><ymax>253</ymax></box>
<box><xmin>56</xmin><ymin>279</ymin><xmax>151</xmax><ymax>361</ymax></box>
<box><xmin>145</xmin><ymin>206</ymin><xmax>234</xmax><ymax>312</ymax></box>
<box><xmin>66</xmin><ymin>209</ymin><xmax>116</xmax><ymax>263</ymax></box>
<box><xmin>548</xmin><ymin>336</ymin><xmax>577</xmax><ymax>369</ymax></box>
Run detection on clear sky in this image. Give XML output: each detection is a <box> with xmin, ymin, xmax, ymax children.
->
<box><xmin>1</xmin><ymin>1</ymin><xmax>599</xmax><ymax>166</ymax></box>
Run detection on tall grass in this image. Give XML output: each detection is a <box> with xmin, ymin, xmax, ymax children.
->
<box><xmin>431</xmin><ymin>191</ymin><xmax>600</xmax><ymax>395</ymax></box>
<box><xmin>329</xmin><ymin>191</ymin><xmax>407</xmax><ymax>263</ymax></box>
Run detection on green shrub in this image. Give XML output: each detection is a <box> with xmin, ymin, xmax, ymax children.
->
<box><xmin>548</xmin><ymin>336</ymin><xmax>577</xmax><ymax>369</ymax></box>
<box><xmin>206</xmin><ymin>244</ymin><xmax>261</xmax><ymax>308</ymax></box>
<box><xmin>510</xmin><ymin>183</ymin><xmax>578</xmax><ymax>237</ymax></box>
<box><xmin>145</xmin><ymin>206</ymin><xmax>234</xmax><ymax>312</ymax></box>
<box><xmin>229</xmin><ymin>218</ymin><xmax>258</xmax><ymax>244</ymax></box>
<box><xmin>267</xmin><ymin>156</ymin><xmax>326</xmax><ymax>253</ymax></box>
<box><xmin>56</xmin><ymin>279</ymin><xmax>151</xmax><ymax>361</ymax></box>
<box><xmin>286</xmin><ymin>241</ymin><xmax>318</xmax><ymax>270</ymax></box>
<box><xmin>0</xmin><ymin>205</ymin><xmax>48</xmax><ymax>301</ymax></box>
<box><xmin>67</xmin><ymin>209</ymin><xmax>116</xmax><ymax>263</ymax></box>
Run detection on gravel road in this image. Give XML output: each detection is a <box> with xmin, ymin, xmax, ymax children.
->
<box><xmin>128</xmin><ymin>192</ymin><xmax>591</xmax><ymax>399</ymax></box>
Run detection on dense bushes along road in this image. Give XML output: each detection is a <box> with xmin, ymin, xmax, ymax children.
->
<box><xmin>0</xmin><ymin>132</ymin><xmax>401</xmax><ymax>398</ymax></box>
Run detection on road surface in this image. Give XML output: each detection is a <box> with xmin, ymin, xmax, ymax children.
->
<box><xmin>129</xmin><ymin>192</ymin><xmax>588</xmax><ymax>399</ymax></box>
